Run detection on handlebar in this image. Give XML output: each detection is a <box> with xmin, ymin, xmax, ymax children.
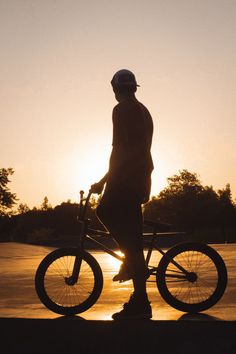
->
<box><xmin>78</xmin><ymin>188</ymin><xmax>94</xmax><ymax>220</ymax></box>
<box><xmin>79</xmin><ymin>189</ymin><xmax>92</xmax><ymax>202</ymax></box>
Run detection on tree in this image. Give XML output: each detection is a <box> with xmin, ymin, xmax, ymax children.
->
<box><xmin>41</xmin><ymin>196</ymin><xmax>52</xmax><ymax>211</ymax></box>
<box><xmin>217</xmin><ymin>184</ymin><xmax>236</xmax><ymax>230</ymax></box>
<box><xmin>156</xmin><ymin>169</ymin><xmax>203</xmax><ymax>229</ymax></box>
<box><xmin>196</xmin><ymin>186</ymin><xmax>219</xmax><ymax>227</ymax></box>
<box><xmin>144</xmin><ymin>169</ymin><xmax>236</xmax><ymax>239</ymax></box>
<box><xmin>0</xmin><ymin>168</ymin><xmax>17</xmax><ymax>216</ymax></box>
<box><xmin>17</xmin><ymin>203</ymin><xmax>30</xmax><ymax>214</ymax></box>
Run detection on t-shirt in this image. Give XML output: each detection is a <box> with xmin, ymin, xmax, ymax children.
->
<box><xmin>105</xmin><ymin>97</ymin><xmax>154</xmax><ymax>203</ymax></box>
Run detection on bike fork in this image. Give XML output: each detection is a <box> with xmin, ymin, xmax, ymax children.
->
<box><xmin>65</xmin><ymin>254</ymin><xmax>82</xmax><ymax>286</ymax></box>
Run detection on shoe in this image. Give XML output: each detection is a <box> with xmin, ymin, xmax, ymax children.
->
<box><xmin>113</xmin><ymin>263</ymin><xmax>150</xmax><ymax>283</ymax></box>
<box><xmin>113</xmin><ymin>262</ymin><xmax>132</xmax><ymax>282</ymax></box>
<box><xmin>112</xmin><ymin>295</ymin><xmax>152</xmax><ymax>320</ymax></box>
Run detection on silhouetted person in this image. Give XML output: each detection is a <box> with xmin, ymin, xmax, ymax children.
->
<box><xmin>91</xmin><ymin>69</ymin><xmax>154</xmax><ymax>320</ymax></box>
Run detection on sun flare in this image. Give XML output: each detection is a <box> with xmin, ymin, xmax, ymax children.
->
<box><xmin>106</xmin><ymin>251</ymin><xmax>124</xmax><ymax>272</ymax></box>
<box><xmin>62</xmin><ymin>147</ymin><xmax>110</xmax><ymax>201</ymax></box>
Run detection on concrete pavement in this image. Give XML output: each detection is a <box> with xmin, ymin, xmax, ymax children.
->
<box><xmin>1</xmin><ymin>242</ymin><xmax>236</xmax><ymax>353</ymax></box>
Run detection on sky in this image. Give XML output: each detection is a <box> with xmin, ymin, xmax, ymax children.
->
<box><xmin>1</xmin><ymin>0</ymin><xmax>236</xmax><ymax>208</ymax></box>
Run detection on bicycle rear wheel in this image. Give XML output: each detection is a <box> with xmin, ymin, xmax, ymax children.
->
<box><xmin>156</xmin><ymin>242</ymin><xmax>227</xmax><ymax>313</ymax></box>
<box><xmin>35</xmin><ymin>247</ymin><xmax>103</xmax><ymax>315</ymax></box>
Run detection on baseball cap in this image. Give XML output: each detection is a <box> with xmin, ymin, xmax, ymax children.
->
<box><xmin>111</xmin><ymin>69</ymin><xmax>140</xmax><ymax>88</ymax></box>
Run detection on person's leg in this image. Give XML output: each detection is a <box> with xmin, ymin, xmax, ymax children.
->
<box><xmin>112</xmin><ymin>246</ymin><xmax>152</xmax><ymax>320</ymax></box>
<box><xmin>109</xmin><ymin>201</ymin><xmax>152</xmax><ymax>319</ymax></box>
<box><xmin>97</xmin><ymin>197</ymin><xmax>152</xmax><ymax>319</ymax></box>
<box><xmin>96</xmin><ymin>199</ymin><xmax>133</xmax><ymax>283</ymax></box>
<box><xmin>120</xmin><ymin>202</ymin><xmax>148</xmax><ymax>300</ymax></box>
<box><xmin>96</xmin><ymin>199</ymin><xmax>131</xmax><ymax>254</ymax></box>
<box><xmin>97</xmin><ymin>199</ymin><xmax>149</xmax><ymax>287</ymax></box>
<box><xmin>128</xmin><ymin>251</ymin><xmax>148</xmax><ymax>299</ymax></box>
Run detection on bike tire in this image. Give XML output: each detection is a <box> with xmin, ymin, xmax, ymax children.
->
<box><xmin>156</xmin><ymin>242</ymin><xmax>227</xmax><ymax>313</ymax></box>
<box><xmin>35</xmin><ymin>247</ymin><xmax>103</xmax><ymax>316</ymax></box>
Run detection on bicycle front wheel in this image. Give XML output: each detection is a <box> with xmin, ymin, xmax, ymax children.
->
<box><xmin>35</xmin><ymin>248</ymin><xmax>103</xmax><ymax>315</ymax></box>
<box><xmin>157</xmin><ymin>242</ymin><xmax>227</xmax><ymax>313</ymax></box>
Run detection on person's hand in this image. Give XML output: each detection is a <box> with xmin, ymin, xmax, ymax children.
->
<box><xmin>90</xmin><ymin>182</ymin><xmax>104</xmax><ymax>194</ymax></box>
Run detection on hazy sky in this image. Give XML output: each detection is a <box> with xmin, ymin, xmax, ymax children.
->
<box><xmin>1</xmin><ymin>0</ymin><xmax>236</xmax><ymax>208</ymax></box>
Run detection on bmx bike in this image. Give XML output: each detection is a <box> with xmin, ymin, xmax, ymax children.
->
<box><xmin>35</xmin><ymin>190</ymin><xmax>228</xmax><ymax>316</ymax></box>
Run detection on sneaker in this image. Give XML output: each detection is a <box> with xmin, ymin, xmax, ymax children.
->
<box><xmin>113</xmin><ymin>262</ymin><xmax>132</xmax><ymax>282</ymax></box>
<box><xmin>113</xmin><ymin>263</ymin><xmax>150</xmax><ymax>283</ymax></box>
<box><xmin>112</xmin><ymin>295</ymin><xmax>152</xmax><ymax>320</ymax></box>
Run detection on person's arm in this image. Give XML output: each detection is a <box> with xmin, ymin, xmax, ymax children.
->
<box><xmin>90</xmin><ymin>173</ymin><xmax>108</xmax><ymax>194</ymax></box>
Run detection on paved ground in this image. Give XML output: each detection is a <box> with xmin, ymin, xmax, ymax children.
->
<box><xmin>0</xmin><ymin>242</ymin><xmax>236</xmax><ymax>320</ymax></box>
<box><xmin>1</xmin><ymin>242</ymin><xmax>236</xmax><ymax>353</ymax></box>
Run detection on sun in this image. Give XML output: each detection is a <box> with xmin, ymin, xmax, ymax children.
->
<box><xmin>62</xmin><ymin>146</ymin><xmax>110</xmax><ymax>201</ymax></box>
<box><xmin>60</xmin><ymin>143</ymin><xmax>167</xmax><ymax>204</ymax></box>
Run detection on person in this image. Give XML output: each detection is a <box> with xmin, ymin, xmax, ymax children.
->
<box><xmin>91</xmin><ymin>69</ymin><xmax>154</xmax><ymax>320</ymax></box>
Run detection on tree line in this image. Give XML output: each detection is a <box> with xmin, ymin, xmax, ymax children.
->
<box><xmin>144</xmin><ymin>170</ymin><xmax>236</xmax><ymax>242</ymax></box>
<box><xmin>0</xmin><ymin>168</ymin><xmax>235</xmax><ymax>244</ymax></box>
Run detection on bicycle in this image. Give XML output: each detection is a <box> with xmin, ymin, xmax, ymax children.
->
<box><xmin>35</xmin><ymin>190</ymin><xmax>228</xmax><ymax>316</ymax></box>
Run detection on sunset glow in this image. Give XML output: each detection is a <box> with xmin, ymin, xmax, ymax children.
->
<box><xmin>106</xmin><ymin>251</ymin><xmax>124</xmax><ymax>272</ymax></box>
<box><xmin>1</xmin><ymin>1</ymin><xmax>236</xmax><ymax>208</ymax></box>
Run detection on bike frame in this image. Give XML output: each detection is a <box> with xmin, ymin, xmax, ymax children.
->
<box><xmin>75</xmin><ymin>190</ymin><xmax>188</xmax><ymax>280</ymax></box>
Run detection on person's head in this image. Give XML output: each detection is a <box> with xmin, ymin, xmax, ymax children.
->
<box><xmin>111</xmin><ymin>69</ymin><xmax>139</xmax><ymax>102</ymax></box>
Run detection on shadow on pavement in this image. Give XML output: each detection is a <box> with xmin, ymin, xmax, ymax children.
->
<box><xmin>178</xmin><ymin>312</ymin><xmax>222</xmax><ymax>321</ymax></box>
<box><xmin>55</xmin><ymin>312</ymin><xmax>222</xmax><ymax>322</ymax></box>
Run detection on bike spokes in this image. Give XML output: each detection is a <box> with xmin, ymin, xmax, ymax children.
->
<box><xmin>44</xmin><ymin>255</ymin><xmax>95</xmax><ymax>308</ymax></box>
<box><xmin>165</xmin><ymin>250</ymin><xmax>218</xmax><ymax>304</ymax></box>
<box><xmin>157</xmin><ymin>242</ymin><xmax>227</xmax><ymax>312</ymax></box>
